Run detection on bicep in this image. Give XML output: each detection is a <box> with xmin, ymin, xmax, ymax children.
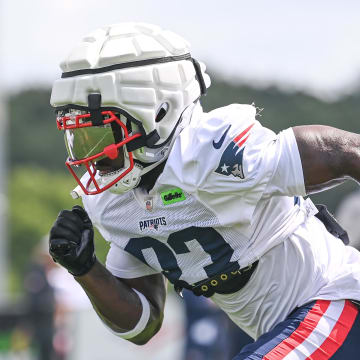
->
<box><xmin>292</xmin><ymin>125</ymin><xmax>360</xmax><ymax>194</ymax></box>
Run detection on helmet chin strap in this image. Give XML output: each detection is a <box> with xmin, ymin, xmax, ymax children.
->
<box><xmin>71</xmin><ymin>185</ymin><xmax>85</xmax><ymax>199</ymax></box>
<box><xmin>138</xmin><ymin>101</ymin><xmax>198</xmax><ymax>177</ymax></box>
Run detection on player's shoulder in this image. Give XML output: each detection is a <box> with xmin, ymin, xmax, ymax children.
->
<box><xmin>206</xmin><ymin>103</ymin><xmax>257</xmax><ymax>126</ymax></box>
<box><xmin>162</xmin><ymin>103</ymin><xmax>274</xmax><ymax>191</ymax></box>
<box><xmin>188</xmin><ymin>103</ymin><xmax>272</xmax><ymax>153</ymax></box>
<box><xmin>191</xmin><ymin>103</ymin><xmax>258</xmax><ymax>136</ymax></box>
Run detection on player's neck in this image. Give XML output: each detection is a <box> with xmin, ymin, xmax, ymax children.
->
<box><xmin>138</xmin><ymin>162</ymin><xmax>166</xmax><ymax>193</ymax></box>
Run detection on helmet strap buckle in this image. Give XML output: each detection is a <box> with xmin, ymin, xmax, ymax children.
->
<box><xmin>88</xmin><ymin>93</ymin><xmax>103</xmax><ymax>126</ymax></box>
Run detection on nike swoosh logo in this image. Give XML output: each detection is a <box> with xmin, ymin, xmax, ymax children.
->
<box><xmin>212</xmin><ymin>125</ymin><xmax>231</xmax><ymax>149</ymax></box>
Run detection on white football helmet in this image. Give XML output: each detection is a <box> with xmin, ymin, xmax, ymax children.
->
<box><xmin>51</xmin><ymin>22</ymin><xmax>211</xmax><ymax>196</ymax></box>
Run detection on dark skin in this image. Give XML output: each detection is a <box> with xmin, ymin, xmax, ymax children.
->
<box><xmin>75</xmin><ymin>125</ymin><xmax>360</xmax><ymax>345</ymax></box>
<box><xmin>293</xmin><ymin>125</ymin><xmax>360</xmax><ymax>192</ymax></box>
<box><xmin>76</xmin><ymin>262</ymin><xmax>166</xmax><ymax>345</ymax></box>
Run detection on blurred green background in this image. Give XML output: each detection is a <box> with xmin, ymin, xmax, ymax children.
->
<box><xmin>8</xmin><ymin>79</ymin><xmax>360</xmax><ymax>293</ymax></box>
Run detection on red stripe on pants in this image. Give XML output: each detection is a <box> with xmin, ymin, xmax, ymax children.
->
<box><xmin>263</xmin><ymin>300</ymin><xmax>331</xmax><ymax>360</ymax></box>
<box><xmin>306</xmin><ymin>300</ymin><xmax>358</xmax><ymax>360</ymax></box>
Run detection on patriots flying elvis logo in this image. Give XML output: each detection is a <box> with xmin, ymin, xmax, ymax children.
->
<box><xmin>214</xmin><ymin>123</ymin><xmax>254</xmax><ymax>179</ymax></box>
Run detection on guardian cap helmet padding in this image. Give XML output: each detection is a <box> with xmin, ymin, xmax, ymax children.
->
<box><xmin>51</xmin><ymin>22</ymin><xmax>211</xmax><ymax>196</ymax></box>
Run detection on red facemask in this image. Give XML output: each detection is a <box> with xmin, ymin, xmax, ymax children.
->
<box><xmin>56</xmin><ymin>110</ymin><xmax>142</xmax><ymax>195</ymax></box>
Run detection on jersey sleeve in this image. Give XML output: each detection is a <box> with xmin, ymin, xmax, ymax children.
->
<box><xmin>264</xmin><ymin>127</ymin><xmax>306</xmax><ymax>197</ymax></box>
<box><xmin>105</xmin><ymin>242</ymin><xmax>160</xmax><ymax>279</ymax></box>
<box><xmin>183</xmin><ymin>104</ymin><xmax>306</xmax><ymax>225</ymax></box>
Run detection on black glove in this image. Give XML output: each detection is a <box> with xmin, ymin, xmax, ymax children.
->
<box><xmin>49</xmin><ymin>205</ymin><xmax>96</xmax><ymax>276</ymax></box>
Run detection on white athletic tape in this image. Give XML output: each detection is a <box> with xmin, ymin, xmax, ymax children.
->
<box><xmin>103</xmin><ymin>288</ymin><xmax>151</xmax><ymax>340</ymax></box>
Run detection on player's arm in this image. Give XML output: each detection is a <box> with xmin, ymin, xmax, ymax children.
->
<box><xmin>292</xmin><ymin>125</ymin><xmax>360</xmax><ymax>194</ymax></box>
<box><xmin>75</xmin><ymin>263</ymin><xmax>166</xmax><ymax>345</ymax></box>
<box><xmin>49</xmin><ymin>206</ymin><xmax>166</xmax><ymax>345</ymax></box>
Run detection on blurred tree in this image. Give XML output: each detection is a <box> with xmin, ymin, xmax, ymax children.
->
<box><xmin>8</xmin><ymin>89</ymin><xmax>66</xmax><ymax>171</ymax></box>
<box><xmin>202</xmin><ymin>77</ymin><xmax>360</xmax><ymax>134</ymax></box>
<box><xmin>9</xmin><ymin>167</ymin><xmax>109</xmax><ymax>293</ymax></box>
<box><xmin>8</xmin><ymin>82</ymin><xmax>360</xmax><ymax>172</ymax></box>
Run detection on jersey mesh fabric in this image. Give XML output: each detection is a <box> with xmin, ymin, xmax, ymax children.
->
<box><xmin>85</xmin><ymin>187</ymin><xmax>255</xmax><ymax>285</ymax></box>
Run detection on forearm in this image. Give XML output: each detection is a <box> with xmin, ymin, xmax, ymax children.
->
<box><xmin>293</xmin><ymin>125</ymin><xmax>360</xmax><ymax>193</ymax></box>
<box><xmin>49</xmin><ymin>206</ymin><xmax>166</xmax><ymax>344</ymax></box>
<box><xmin>74</xmin><ymin>260</ymin><xmax>163</xmax><ymax>344</ymax></box>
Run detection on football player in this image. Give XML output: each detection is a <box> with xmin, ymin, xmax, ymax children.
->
<box><xmin>49</xmin><ymin>23</ymin><xmax>360</xmax><ymax>359</ymax></box>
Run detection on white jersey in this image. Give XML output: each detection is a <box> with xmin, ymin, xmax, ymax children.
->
<box><xmin>82</xmin><ymin>103</ymin><xmax>360</xmax><ymax>339</ymax></box>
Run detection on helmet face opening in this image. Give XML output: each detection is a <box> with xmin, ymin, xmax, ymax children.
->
<box><xmin>64</xmin><ymin>122</ymin><xmax>121</xmax><ymax>163</ymax></box>
<box><xmin>56</xmin><ymin>109</ymin><xmax>142</xmax><ymax>195</ymax></box>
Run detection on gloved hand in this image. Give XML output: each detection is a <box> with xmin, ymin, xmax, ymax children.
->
<box><xmin>49</xmin><ymin>205</ymin><xmax>96</xmax><ymax>276</ymax></box>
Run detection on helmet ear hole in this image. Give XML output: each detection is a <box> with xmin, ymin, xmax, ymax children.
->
<box><xmin>155</xmin><ymin>102</ymin><xmax>169</xmax><ymax>123</ymax></box>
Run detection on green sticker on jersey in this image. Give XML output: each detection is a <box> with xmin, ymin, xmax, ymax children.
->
<box><xmin>161</xmin><ymin>188</ymin><xmax>186</xmax><ymax>205</ymax></box>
